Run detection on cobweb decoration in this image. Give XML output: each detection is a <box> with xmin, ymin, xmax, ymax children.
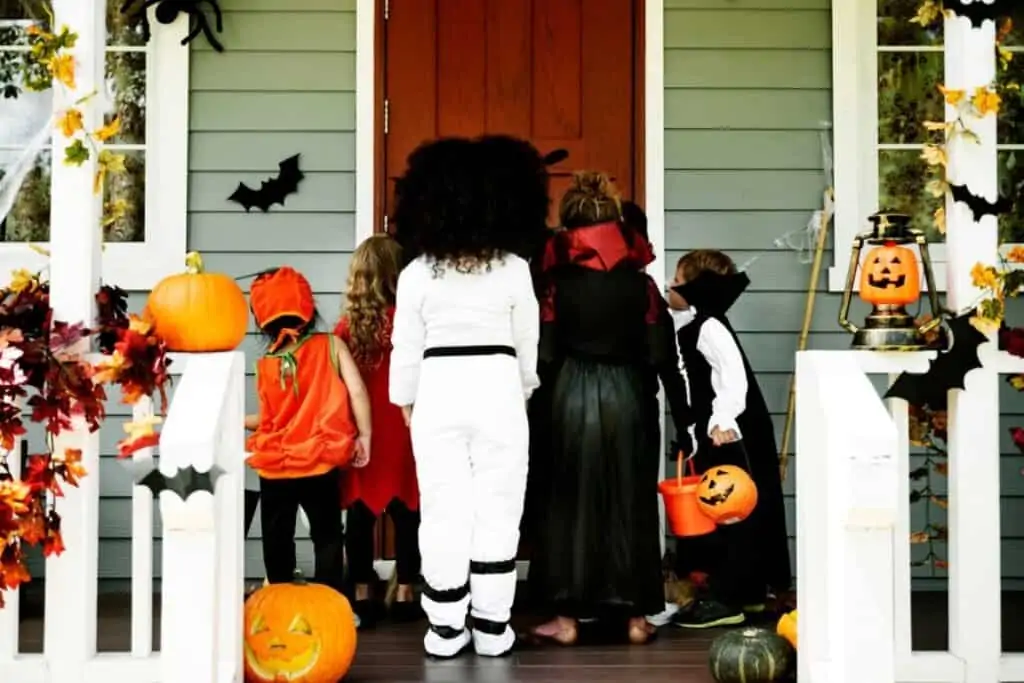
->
<box><xmin>735</xmin><ymin>124</ymin><xmax>835</xmax><ymax>273</ymax></box>
<box><xmin>0</xmin><ymin>76</ymin><xmax>53</xmax><ymax>230</ymax></box>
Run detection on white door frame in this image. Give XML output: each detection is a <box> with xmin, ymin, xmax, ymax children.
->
<box><xmin>353</xmin><ymin>0</ymin><xmax>669</xmax><ymax>579</ymax></box>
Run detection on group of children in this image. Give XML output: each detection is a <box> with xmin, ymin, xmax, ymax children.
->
<box><xmin>241</xmin><ymin>135</ymin><xmax>790</xmax><ymax>659</ymax></box>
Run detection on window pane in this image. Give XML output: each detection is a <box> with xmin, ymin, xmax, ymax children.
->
<box><xmin>999</xmin><ymin>54</ymin><xmax>1024</xmax><ymax>144</ymax></box>
<box><xmin>998</xmin><ymin>151</ymin><xmax>1024</xmax><ymax>243</ymax></box>
<box><xmin>879</xmin><ymin>149</ymin><xmax>944</xmax><ymax>243</ymax></box>
<box><xmin>0</xmin><ymin>1</ymin><xmax>49</xmax><ymax>46</ymax></box>
<box><xmin>107</xmin><ymin>0</ymin><xmax>147</xmax><ymax>47</ymax></box>
<box><xmin>878</xmin><ymin>0</ymin><xmax>941</xmax><ymax>46</ymax></box>
<box><xmin>103</xmin><ymin>150</ymin><xmax>144</xmax><ymax>243</ymax></box>
<box><xmin>0</xmin><ymin>148</ymin><xmax>50</xmax><ymax>242</ymax></box>
<box><xmin>104</xmin><ymin>51</ymin><xmax>146</xmax><ymax>145</ymax></box>
<box><xmin>879</xmin><ymin>52</ymin><xmax>943</xmax><ymax>145</ymax></box>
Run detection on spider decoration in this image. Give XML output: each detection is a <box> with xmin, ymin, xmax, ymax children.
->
<box><xmin>120</xmin><ymin>0</ymin><xmax>225</xmax><ymax>53</ymax></box>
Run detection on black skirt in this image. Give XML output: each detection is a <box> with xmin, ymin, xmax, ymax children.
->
<box><xmin>527</xmin><ymin>356</ymin><xmax>664</xmax><ymax>618</ymax></box>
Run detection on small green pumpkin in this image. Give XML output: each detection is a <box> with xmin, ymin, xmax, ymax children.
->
<box><xmin>708</xmin><ymin>627</ymin><xmax>794</xmax><ymax>683</ymax></box>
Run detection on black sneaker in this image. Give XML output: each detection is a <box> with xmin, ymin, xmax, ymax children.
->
<box><xmin>673</xmin><ymin>600</ymin><xmax>745</xmax><ymax>629</ymax></box>
<box><xmin>352</xmin><ymin>599</ymin><xmax>379</xmax><ymax>629</ymax></box>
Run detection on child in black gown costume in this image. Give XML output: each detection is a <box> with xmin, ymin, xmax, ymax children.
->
<box><xmin>526</xmin><ymin>173</ymin><xmax>692</xmax><ymax>645</ymax></box>
<box><xmin>667</xmin><ymin>250</ymin><xmax>792</xmax><ymax>628</ymax></box>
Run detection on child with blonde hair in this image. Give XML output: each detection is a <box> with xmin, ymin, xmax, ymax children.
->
<box><xmin>336</xmin><ymin>234</ymin><xmax>422</xmax><ymax>627</ymax></box>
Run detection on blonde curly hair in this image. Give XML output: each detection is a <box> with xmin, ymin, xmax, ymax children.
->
<box><xmin>559</xmin><ymin>171</ymin><xmax>622</xmax><ymax>229</ymax></box>
<box><xmin>344</xmin><ymin>234</ymin><xmax>404</xmax><ymax>369</ymax></box>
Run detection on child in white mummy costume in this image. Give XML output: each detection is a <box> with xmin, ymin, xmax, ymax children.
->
<box><xmin>389</xmin><ymin>136</ymin><xmax>550</xmax><ymax>658</ymax></box>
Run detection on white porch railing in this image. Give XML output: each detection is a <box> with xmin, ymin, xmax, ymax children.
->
<box><xmin>0</xmin><ymin>350</ymin><xmax>246</xmax><ymax>683</ymax></box>
<box><xmin>797</xmin><ymin>347</ymin><xmax>1024</xmax><ymax>683</ymax></box>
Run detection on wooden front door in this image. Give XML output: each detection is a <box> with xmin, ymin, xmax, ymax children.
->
<box><xmin>380</xmin><ymin>0</ymin><xmax>639</xmax><ymax>230</ymax></box>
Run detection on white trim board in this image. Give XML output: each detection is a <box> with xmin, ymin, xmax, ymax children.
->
<box><xmin>0</xmin><ymin>4</ymin><xmax>188</xmax><ymax>292</ymax></box>
<box><xmin>352</xmin><ymin>0</ymin><xmax>668</xmax><ymax>553</ymax></box>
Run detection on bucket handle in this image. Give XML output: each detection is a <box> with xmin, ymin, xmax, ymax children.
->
<box><xmin>676</xmin><ymin>451</ymin><xmax>697</xmax><ymax>487</ymax></box>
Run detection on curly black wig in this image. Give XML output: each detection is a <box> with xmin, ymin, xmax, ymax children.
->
<box><xmin>392</xmin><ymin>134</ymin><xmax>552</xmax><ymax>273</ymax></box>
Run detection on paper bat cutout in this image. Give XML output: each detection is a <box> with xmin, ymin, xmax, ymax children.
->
<box><xmin>949</xmin><ymin>182</ymin><xmax>1013</xmax><ymax>220</ymax></box>
<box><xmin>125</xmin><ymin>458</ymin><xmax>225</xmax><ymax>500</ymax></box>
<box><xmin>227</xmin><ymin>154</ymin><xmax>305</xmax><ymax>213</ymax></box>
<box><xmin>883</xmin><ymin>312</ymin><xmax>987</xmax><ymax>411</ymax></box>
<box><xmin>946</xmin><ymin>0</ymin><xmax>1011</xmax><ymax>28</ymax></box>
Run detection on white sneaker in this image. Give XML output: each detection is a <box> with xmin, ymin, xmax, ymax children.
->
<box><xmin>646</xmin><ymin>602</ymin><xmax>681</xmax><ymax>627</ymax></box>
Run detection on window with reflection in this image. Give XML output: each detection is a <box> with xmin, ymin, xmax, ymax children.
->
<box><xmin>0</xmin><ymin>0</ymin><xmax>148</xmax><ymax>244</ymax></box>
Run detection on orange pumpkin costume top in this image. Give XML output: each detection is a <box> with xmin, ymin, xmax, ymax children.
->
<box><xmin>245</xmin><ymin>267</ymin><xmax>358</xmax><ymax>479</ymax></box>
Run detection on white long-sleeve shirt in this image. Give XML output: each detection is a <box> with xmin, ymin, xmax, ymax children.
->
<box><xmin>671</xmin><ymin>307</ymin><xmax>747</xmax><ymax>440</ymax></box>
<box><xmin>389</xmin><ymin>254</ymin><xmax>540</xmax><ymax>406</ymax></box>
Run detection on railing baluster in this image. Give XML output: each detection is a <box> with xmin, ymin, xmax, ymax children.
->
<box><xmin>130</xmin><ymin>396</ymin><xmax>155</xmax><ymax>658</ymax></box>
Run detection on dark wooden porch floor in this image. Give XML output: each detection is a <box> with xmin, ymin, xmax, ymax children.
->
<box><xmin>13</xmin><ymin>589</ymin><xmax>1024</xmax><ymax>682</ymax></box>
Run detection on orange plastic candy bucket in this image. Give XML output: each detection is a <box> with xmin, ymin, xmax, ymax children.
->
<box><xmin>658</xmin><ymin>453</ymin><xmax>716</xmax><ymax>537</ymax></box>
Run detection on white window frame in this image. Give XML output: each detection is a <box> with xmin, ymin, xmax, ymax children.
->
<box><xmin>0</xmin><ymin>5</ymin><xmax>187</xmax><ymax>291</ymax></box>
<box><xmin>829</xmin><ymin>0</ymin><xmax>1021</xmax><ymax>293</ymax></box>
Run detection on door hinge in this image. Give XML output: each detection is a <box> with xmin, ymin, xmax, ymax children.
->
<box><xmin>383</xmin><ymin>99</ymin><xmax>390</xmax><ymax>135</ymax></box>
<box><xmin>383</xmin><ymin>214</ymin><xmax>390</xmax><ymax>233</ymax></box>
<box><xmin>384</xmin><ymin>0</ymin><xmax>389</xmax><ymax>20</ymax></box>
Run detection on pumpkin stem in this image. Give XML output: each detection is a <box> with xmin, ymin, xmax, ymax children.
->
<box><xmin>292</xmin><ymin>568</ymin><xmax>308</xmax><ymax>585</ymax></box>
<box><xmin>184</xmin><ymin>251</ymin><xmax>205</xmax><ymax>275</ymax></box>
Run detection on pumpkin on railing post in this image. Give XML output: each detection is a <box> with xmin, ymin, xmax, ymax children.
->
<box><xmin>143</xmin><ymin>251</ymin><xmax>248</xmax><ymax>352</ymax></box>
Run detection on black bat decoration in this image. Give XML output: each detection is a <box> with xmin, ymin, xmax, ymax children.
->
<box><xmin>946</xmin><ymin>0</ymin><xmax>1012</xmax><ymax>28</ymax></box>
<box><xmin>126</xmin><ymin>458</ymin><xmax>225</xmax><ymax>500</ymax></box>
<box><xmin>949</xmin><ymin>182</ymin><xmax>1013</xmax><ymax>221</ymax></box>
<box><xmin>120</xmin><ymin>0</ymin><xmax>225</xmax><ymax>52</ymax></box>
<box><xmin>227</xmin><ymin>154</ymin><xmax>305</xmax><ymax>213</ymax></box>
<box><xmin>884</xmin><ymin>312</ymin><xmax>988</xmax><ymax>411</ymax></box>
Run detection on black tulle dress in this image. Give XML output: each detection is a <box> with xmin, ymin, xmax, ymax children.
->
<box><xmin>526</xmin><ymin>222</ymin><xmax>691</xmax><ymax>619</ymax></box>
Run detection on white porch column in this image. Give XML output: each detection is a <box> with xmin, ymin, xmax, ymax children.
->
<box><xmin>942</xmin><ymin>7</ymin><xmax>1001</xmax><ymax>683</ymax></box>
<box><xmin>42</xmin><ymin>0</ymin><xmax>105</xmax><ymax>680</ymax></box>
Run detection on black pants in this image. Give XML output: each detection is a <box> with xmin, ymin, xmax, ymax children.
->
<box><xmin>676</xmin><ymin>441</ymin><xmax>765</xmax><ymax>610</ymax></box>
<box><xmin>345</xmin><ymin>499</ymin><xmax>421</xmax><ymax>585</ymax></box>
<box><xmin>259</xmin><ymin>469</ymin><xmax>345</xmax><ymax>591</ymax></box>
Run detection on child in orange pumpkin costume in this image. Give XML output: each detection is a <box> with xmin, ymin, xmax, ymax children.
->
<box><xmin>245</xmin><ymin>266</ymin><xmax>373</xmax><ymax>593</ymax></box>
<box><xmin>335</xmin><ymin>234</ymin><xmax>422</xmax><ymax>627</ymax></box>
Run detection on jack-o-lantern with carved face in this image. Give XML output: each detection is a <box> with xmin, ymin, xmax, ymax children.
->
<box><xmin>858</xmin><ymin>242</ymin><xmax>921</xmax><ymax>307</ymax></box>
<box><xmin>243</xmin><ymin>577</ymin><xmax>357</xmax><ymax>683</ymax></box>
<box><xmin>696</xmin><ymin>465</ymin><xmax>758</xmax><ymax>525</ymax></box>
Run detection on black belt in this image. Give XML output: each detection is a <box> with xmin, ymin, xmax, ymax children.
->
<box><xmin>423</xmin><ymin>345</ymin><xmax>516</xmax><ymax>359</ymax></box>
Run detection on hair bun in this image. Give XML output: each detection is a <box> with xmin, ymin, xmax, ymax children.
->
<box><xmin>569</xmin><ymin>171</ymin><xmax>619</xmax><ymax>202</ymax></box>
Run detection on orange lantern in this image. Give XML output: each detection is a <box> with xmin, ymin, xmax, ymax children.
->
<box><xmin>838</xmin><ymin>211</ymin><xmax>943</xmax><ymax>350</ymax></box>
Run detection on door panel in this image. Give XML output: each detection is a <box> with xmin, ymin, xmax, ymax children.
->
<box><xmin>384</xmin><ymin>0</ymin><xmax>636</xmax><ymax>228</ymax></box>
<box><xmin>376</xmin><ymin>0</ymin><xmax>637</xmax><ymax>561</ymax></box>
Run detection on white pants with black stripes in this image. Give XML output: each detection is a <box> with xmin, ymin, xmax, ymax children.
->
<box><xmin>410</xmin><ymin>354</ymin><xmax>529</xmax><ymax>657</ymax></box>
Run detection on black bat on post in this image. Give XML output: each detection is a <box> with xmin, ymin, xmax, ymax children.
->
<box><xmin>125</xmin><ymin>458</ymin><xmax>225</xmax><ymax>500</ymax></box>
<box><xmin>227</xmin><ymin>154</ymin><xmax>305</xmax><ymax>213</ymax></box>
<box><xmin>946</xmin><ymin>0</ymin><xmax>1011</xmax><ymax>29</ymax></box>
<box><xmin>883</xmin><ymin>312</ymin><xmax>988</xmax><ymax>411</ymax></box>
<box><xmin>948</xmin><ymin>183</ymin><xmax>1013</xmax><ymax>221</ymax></box>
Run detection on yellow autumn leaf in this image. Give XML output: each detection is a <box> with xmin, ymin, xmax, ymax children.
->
<box><xmin>930</xmin><ymin>495</ymin><xmax>948</xmax><ymax>510</ymax></box>
<box><xmin>921</xmin><ymin>144</ymin><xmax>947</xmax><ymax>167</ymax></box>
<box><xmin>57</xmin><ymin>108</ymin><xmax>83</xmax><ymax>137</ymax></box>
<box><xmin>1010</xmin><ymin>374</ymin><xmax>1024</xmax><ymax>391</ymax></box>
<box><xmin>9</xmin><ymin>269</ymin><xmax>36</xmax><ymax>294</ymax></box>
<box><xmin>923</xmin><ymin>120</ymin><xmax>949</xmax><ymax>132</ymax></box>
<box><xmin>49</xmin><ymin>53</ymin><xmax>76</xmax><ymax>89</ymax></box>
<box><xmin>27</xmin><ymin>243</ymin><xmax>50</xmax><ymax>257</ymax></box>
<box><xmin>972</xmin><ymin>86</ymin><xmax>1001</xmax><ymax>116</ymax></box>
<box><xmin>1007</xmin><ymin>246</ymin><xmax>1024</xmax><ymax>263</ymax></box>
<box><xmin>103</xmin><ymin>198</ymin><xmax>130</xmax><ymax>227</ymax></box>
<box><xmin>925</xmin><ymin>178</ymin><xmax>949</xmax><ymax>198</ymax></box>
<box><xmin>909</xmin><ymin>531</ymin><xmax>931</xmax><ymax>544</ymax></box>
<box><xmin>933</xmin><ymin>206</ymin><xmax>946</xmax><ymax>235</ymax></box>
<box><xmin>93</xmin><ymin>150</ymin><xmax>127</xmax><ymax>194</ymax></box>
<box><xmin>971</xmin><ymin>262</ymin><xmax>1001</xmax><ymax>290</ymax></box>
<box><xmin>910</xmin><ymin>0</ymin><xmax>942</xmax><ymax>26</ymax></box>
<box><xmin>939</xmin><ymin>85</ymin><xmax>966</xmax><ymax>106</ymax></box>
<box><xmin>92</xmin><ymin>117</ymin><xmax>120</xmax><ymax>143</ymax></box>
<box><xmin>970</xmin><ymin>314</ymin><xmax>1001</xmax><ymax>336</ymax></box>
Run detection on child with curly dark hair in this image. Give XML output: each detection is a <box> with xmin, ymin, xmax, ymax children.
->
<box><xmin>335</xmin><ymin>234</ymin><xmax>421</xmax><ymax>628</ymax></box>
<box><xmin>389</xmin><ymin>135</ymin><xmax>549</xmax><ymax>659</ymax></box>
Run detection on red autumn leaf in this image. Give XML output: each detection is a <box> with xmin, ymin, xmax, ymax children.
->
<box><xmin>1000</xmin><ymin>326</ymin><xmax>1024</xmax><ymax>358</ymax></box>
<box><xmin>117</xmin><ymin>431</ymin><xmax>159</xmax><ymax>459</ymax></box>
<box><xmin>1012</xmin><ymin>427</ymin><xmax>1024</xmax><ymax>453</ymax></box>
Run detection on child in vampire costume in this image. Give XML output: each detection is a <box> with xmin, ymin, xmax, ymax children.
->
<box><xmin>666</xmin><ymin>250</ymin><xmax>792</xmax><ymax>628</ymax></box>
<box><xmin>526</xmin><ymin>173</ymin><xmax>693</xmax><ymax>647</ymax></box>
<box><xmin>244</xmin><ymin>267</ymin><xmax>373</xmax><ymax>593</ymax></box>
<box><xmin>389</xmin><ymin>135</ymin><xmax>550</xmax><ymax>658</ymax></box>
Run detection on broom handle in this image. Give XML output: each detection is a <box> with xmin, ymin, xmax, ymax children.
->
<box><xmin>779</xmin><ymin>189</ymin><xmax>833</xmax><ymax>482</ymax></box>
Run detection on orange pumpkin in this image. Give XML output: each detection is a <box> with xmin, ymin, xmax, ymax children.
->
<box><xmin>243</xmin><ymin>577</ymin><xmax>357</xmax><ymax>683</ymax></box>
<box><xmin>777</xmin><ymin>609</ymin><xmax>797</xmax><ymax>649</ymax></box>
<box><xmin>695</xmin><ymin>465</ymin><xmax>758</xmax><ymax>525</ymax></box>
<box><xmin>144</xmin><ymin>252</ymin><xmax>248</xmax><ymax>352</ymax></box>
<box><xmin>858</xmin><ymin>242</ymin><xmax>920</xmax><ymax>307</ymax></box>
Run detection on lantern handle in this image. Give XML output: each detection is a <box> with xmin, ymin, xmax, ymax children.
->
<box><xmin>838</xmin><ymin>235</ymin><xmax>865</xmax><ymax>334</ymax></box>
<box><xmin>913</xmin><ymin>230</ymin><xmax>943</xmax><ymax>330</ymax></box>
